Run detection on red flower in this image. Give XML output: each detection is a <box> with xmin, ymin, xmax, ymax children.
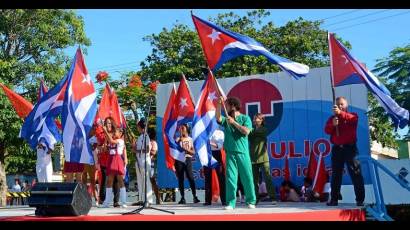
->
<box><xmin>129</xmin><ymin>75</ymin><xmax>143</xmax><ymax>88</ymax></box>
<box><xmin>96</xmin><ymin>71</ymin><xmax>109</xmax><ymax>83</ymax></box>
<box><xmin>149</xmin><ymin>80</ymin><xmax>160</xmax><ymax>92</ymax></box>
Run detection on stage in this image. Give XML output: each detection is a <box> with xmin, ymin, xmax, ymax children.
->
<box><xmin>0</xmin><ymin>202</ymin><xmax>366</xmax><ymax>221</ymax></box>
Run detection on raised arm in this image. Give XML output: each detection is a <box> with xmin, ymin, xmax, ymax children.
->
<box><xmin>216</xmin><ymin>96</ymin><xmax>223</xmax><ymax>123</ymax></box>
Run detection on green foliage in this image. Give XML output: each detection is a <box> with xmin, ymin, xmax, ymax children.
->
<box><xmin>371</xmin><ymin>44</ymin><xmax>410</xmax><ymax>145</ymax></box>
<box><xmin>0</xmin><ymin>9</ymin><xmax>90</xmax><ymax>174</ymax></box>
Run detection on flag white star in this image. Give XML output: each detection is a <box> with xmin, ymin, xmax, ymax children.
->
<box><xmin>207</xmin><ymin>29</ymin><xmax>221</xmax><ymax>45</ymax></box>
<box><xmin>179</xmin><ymin>98</ymin><xmax>188</xmax><ymax>108</ymax></box>
<box><xmin>207</xmin><ymin>91</ymin><xmax>217</xmax><ymax>102</ymax></box>
<box><xmin>82</xmin><ymin>73</ymin><xmax>92</xmax><ymax>85</ymax></box>
<box><xmin>340</xmin><ymin>55</ymin><xmax>349</xmax><ymax>65</ymax></box>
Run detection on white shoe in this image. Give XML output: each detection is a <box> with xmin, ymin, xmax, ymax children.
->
<box><xmin>99</xmin><ymin>203</ymin><xmax>110</xmax><ymax>208</ymax></box>
<box><xmin>247</xmin><ymin>204</ymin><xmax>256</xmax><ymax>209</ymax></box>
<box><xmin>121</xmin><ymin>204</ymin><xmax>128</xmax><ymax>208</ymax></box>
<box><xmin>224</xmin><ymin>205</ymin><xmax>234</xmax><ymax>210</ymax></box>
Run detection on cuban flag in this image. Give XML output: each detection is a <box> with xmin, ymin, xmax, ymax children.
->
<box><xmin>20</xmin><ymin>75</ymin><xmax>67</xmax><ymax>151</ymax></box>
<box><xmin>192</xmin><ymin>14</ymin><xmax>310</xmax><ymax>79</ymax></box>
<box><xmin>329</xmin><ymin>33</ymin><xmax>409</xmax><ymax>129</ymax></box>
<box><xmin>61</xmin><ymin>48</ymin><xmax>98</xmax><ymax>164</ymax></box>
<box><xmin>164</xmin><ymin>75</ymin><xmax>195</xmax><ymax>163</ymax></box>
<box><xmin>37</xmin><ymin>79</ymin><xmax>48</xmax><ymax>100</ymax></box>
<box><xmin>192</xmin><ymin>71</ymin><xmax>226</xmax><ymax>167</ymax></box>
<box><xmin>38</xmin><ymin>80</ymin><xmax>63</xmax><ymax>130</ymax></box>
<box><xmin>162</xmin><ymin>83</ymin><xmax>177</xmax><ymax>171</ymax></box>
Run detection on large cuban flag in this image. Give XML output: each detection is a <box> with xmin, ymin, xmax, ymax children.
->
<box><xmin>20</xmin><ymin>75</ymin><xmax>67</xmax><ymax>151</ymax></box>
<box><xmin>61</xmin><ymin>48</ymin><xmax>98</xmax><ymax>164</ymax></box>
<box><xmin>192</xmin><ymin>71</ymin><xmax>226</xmax><ymax>167</ymax></box>
<box><xmin>329</xmin><ymin>33</ymin><xmax>409</xmax><ymax>129</ymax></box>
<box><xmin>192</xmin><ymin>14</ymin><xmax>310</xmax><ymax>79</ymax></box>
<box><xmin>164</xmin><ymin>75</ymin><xmax>195</xmax><ymax>163</ymax></box>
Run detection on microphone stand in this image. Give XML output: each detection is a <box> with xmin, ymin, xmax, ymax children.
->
<box><xmin>123</xmin><ymin>97</ymin><xmax>174</xmax><ymax>215</ymax></box>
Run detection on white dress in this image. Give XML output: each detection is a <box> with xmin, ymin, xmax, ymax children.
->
<box><xmin>36</xmin><ymin>145</ymin><xmax>53</xmax><ymax>182</ymax></box>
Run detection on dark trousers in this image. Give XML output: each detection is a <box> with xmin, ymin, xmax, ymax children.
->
<box><xmin>175</xmin><ymin>158</ymin><xmax>197</xmax><ymax>198</ymax></box>
<box><xmin>99</xmin><ymin>166</ymin><xmax>119</xmax><ymax>204</ymax></box>
<box><xmin>204</xmin><ymin>150</ymin><xmax>226</xmax><ymax>204</ymax></box>
<box><xmin>330</xmin><ymin>144</ymin><xmax>365</xmax><ymax>203</ymax></box>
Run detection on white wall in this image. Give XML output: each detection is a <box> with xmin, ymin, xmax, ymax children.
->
<box><xmin>340</xmin><ymin>159</ymin><xmax>410</xmax><ymax>204</ymax></box>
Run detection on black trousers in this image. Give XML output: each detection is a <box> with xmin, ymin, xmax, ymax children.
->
<box><xmin>175</xmin><ymin>158</ymin><xmax>197</xmax><ymax>198</ymax></box>
<box><xmin>204</xmin><ymin>150</ymin><xmax>226</xmax><ymax>204</ymax></box>
<box><xmin>99</xmin><ymin>166</ymin><xmax>120</xmax><ymax>204</ymax></box>
<box><xmin>330</xmin><ymin>144</ymin><xmax>365</xmax><ymax>203</ymax></box>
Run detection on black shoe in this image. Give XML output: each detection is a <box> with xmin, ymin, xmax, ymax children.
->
<box><xmin>113</xmin><ymin>203</ymin><xmax>120</xmax><ymax>208</ymax></box>
<box><xmin>203</xmin><ymin>202</ymin><xmax>211</xmax><ymax>206</ymax></box>
<box><xmin>326</xmin><ymin>201</ymin><xmax>338</xmax><ymax>206</ymax></box>
<box><xmin>178</xmin><ymin>198</ymin><xmax>186</xmax><ymax>204</ymax></box>
<box><xmin>356</xmin><ymin>202</ymin><xmax>364</xmax><ymax>207</ymax></box>
<box><xmin>193</xmin><ymin>197</ymin><xmax>200</xmax><ymax>204</ymax></box>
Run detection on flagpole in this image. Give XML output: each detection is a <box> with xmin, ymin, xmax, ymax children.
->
<box><xmin>328</xmin><ymin>32</ymin><xmax>340</xmax><ymax>136</ymax></box>
<box><xmin>207</xmin><ymin>66</ymin><xmax>229</xmax><ymax>116</ymax></box>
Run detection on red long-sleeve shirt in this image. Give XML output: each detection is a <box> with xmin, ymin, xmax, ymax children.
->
<box><xmin>324</xmin><ymin>111</ymin><xmax>358</xmax><ymax>145</ymax></box>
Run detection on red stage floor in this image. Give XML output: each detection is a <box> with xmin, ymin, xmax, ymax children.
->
<box><xmin>0</xmin><ymin>202</ymin><xmax>366</xmax><ymax>221</ymax></box>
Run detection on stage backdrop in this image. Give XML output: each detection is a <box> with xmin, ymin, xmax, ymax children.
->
<box><xmin>156</xmin><ymin>66</ymin><xmax>371</xmax><ymax>189</ymax></box>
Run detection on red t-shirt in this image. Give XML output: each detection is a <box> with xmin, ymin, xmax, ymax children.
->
<box><xmin>324</xmin><ymin>111</ymin><xmax>358</xmax><ymax>145</ymax></box>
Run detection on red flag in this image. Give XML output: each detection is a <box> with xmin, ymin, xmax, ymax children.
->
<box><xmin>284</xmin><ymin>153</ymin><xmax>290</xmax><ymax>181</ymax></box>
<box><xmin>162</xmin><ymin>83</ymin><xmax>177</xmax><ymax>171</ymax></box>
<box><xmin>94</xmin><ymin>83</ymin><xmax>127</xmax><ymax>129</ymax></box>
<box><xmin>307</xmin><ymin>151</ymin><xmax>327</xmax><ymax>194</ymax></box>
<box><xmin>0</xmin><ymin>83</ymin><xmax>33</xmax><ymax>119</ymax></box>
<box><xmin>210</xmin><ymin>147</ymin><xmax>227</xmax><ymax>202</ymax></box>
<box><xmin>211</xmin><ymin>169</ymin><xmax>219</xmax><ymax>202</ymax></box>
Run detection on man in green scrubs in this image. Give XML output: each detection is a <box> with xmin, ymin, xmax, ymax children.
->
<box><xmin>216</xmin><ymin>96</ymin><xmax>256</xmax><ymax>210</ymax></box>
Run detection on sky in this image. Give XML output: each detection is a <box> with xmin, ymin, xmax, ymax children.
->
<box><xmin>64</xmin><ymin>9</ymin><xmax>410</xmax><ymax>136</ymax></box>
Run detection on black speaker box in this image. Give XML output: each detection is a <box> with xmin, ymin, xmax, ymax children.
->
<box><xmin>28</xmin><ymin>182</ymin><xmax>92</xmax><ymax>216</ymax></box>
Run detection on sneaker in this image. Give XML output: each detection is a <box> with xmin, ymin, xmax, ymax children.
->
<box><xmin>113</xmin><ymin>203</ymin><xmax>120</xmax><ymax>208</ymax></box>
<box><xmin>271</xmin><ymin>200</ymin><xmax>278</xmax><ymax>205</ymax></box>
<box><xmin>247</xmin><ymin>204</ymin><xmax>256</xmax><ymax>209</ymax></box>
<box><xmin>224</xmin><ymin>205</ymin><xmax>234</xmax><ymax>210</ymax></box>
<box><xmin>178</xmin><ymin>198</ymin><xmax>186</xmax><ymax>204</ymax></box>
<box><xmin>121</xmin><ymin>204</ymin><xmax>128</xmax><ymax>208</ymax></box>
<box><xmin>193</xmin><ymin>197</ymin><xmax>200</xmax><ymax>204</ymax></box>
<box><xmin>99</xmin><ymin>203</ymin><xmax>110</xmax><ymax>208</ymax></box>
<box><xmin>203</xmin><ymin>202</ymin><xmax>211</xmax><ymax>206</ymax></box>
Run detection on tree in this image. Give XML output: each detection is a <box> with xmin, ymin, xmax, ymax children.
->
<box><xmin>373</xmin><ymin>44</ymin><xmax>410</xmax><ymax>142</ymax></box>
<box><xmin>139</xmin><ymin>10</ymin><xmax>351</xmax><ymax>83</ymax></box>
<box><xmin>0</xmin><ymin>9</ymin><xmax>90</xmax><ymax>206</ymax></box>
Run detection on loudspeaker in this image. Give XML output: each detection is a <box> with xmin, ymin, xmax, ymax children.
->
<box><xmin>28</xmin><ymin>182</ymin><xmax>92</xmax><ymax>216</ymax></box>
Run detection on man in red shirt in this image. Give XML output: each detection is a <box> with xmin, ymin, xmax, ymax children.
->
<box><xmin>324</xmin><ymin>96</ymin><xmax>365</xmax><ymax>206</ymax></box>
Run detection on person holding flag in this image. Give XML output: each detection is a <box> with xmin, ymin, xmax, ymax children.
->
<box><xmin>324</xmin><ymin>96</ymin><xmax>365</xmax><ymax>206</ymax></box>
<box><xmin>216</xmin><ymin>96</ymin><xmax>256</xmax><ymax>210</ymax></box>
<box><xmin>35</xmin><ymin>138</ymin><xmax>53</xmax><ymax>183</ymax></box>
<box><xmin>174</xmin><ymin>123</ymin><xmax>201</xmax><ymax>205</ymax></box>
